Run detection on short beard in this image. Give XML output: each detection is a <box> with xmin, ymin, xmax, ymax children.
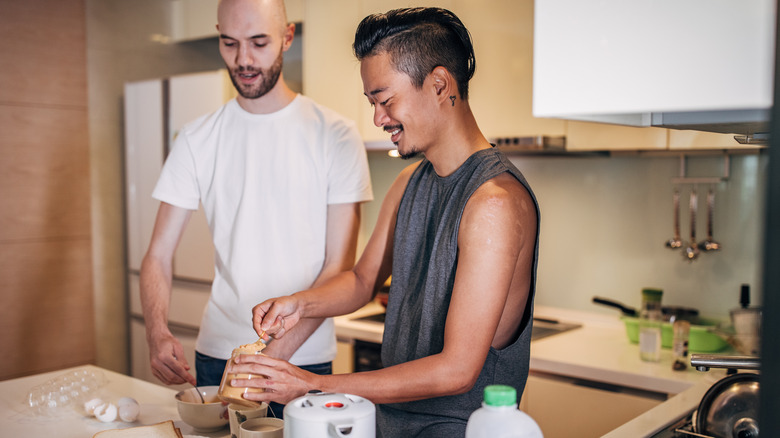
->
<box><xmin>228</xmin><ymin>50</ymin><xmax>284</xmax><ymax>99</ymax></box>
<box><xmin>395</xmin><ymin>144</ymin><xmax>419</xmax><ymax>160</ymax></box>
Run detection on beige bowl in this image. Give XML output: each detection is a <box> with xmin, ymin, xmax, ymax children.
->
<box><xmin>175</xmin><ymin>385</ymin><xmax>229</xmax><ymax>432</ymax></box>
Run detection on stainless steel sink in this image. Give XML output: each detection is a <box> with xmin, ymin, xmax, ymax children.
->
<box><xmin>531</xmin><ymin>317</ymin><xmax>582</xmax><ymax>341</ymax></box>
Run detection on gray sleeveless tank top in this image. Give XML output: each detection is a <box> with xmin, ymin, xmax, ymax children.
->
<box><xmin>376</xmin><ymin>147</ymin><xmax>541</xmax><ymax>437</ymax></box>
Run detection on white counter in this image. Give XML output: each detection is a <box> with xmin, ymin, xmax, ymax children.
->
<box><xmin>334</xmin><ymin>302</ymin><xmax>731</xmax><ymax>437</ymax></box>
<box><xmin>0</xmin><ymin>365</ymin><xmax>230</xmax><ymax>438</ymax></box>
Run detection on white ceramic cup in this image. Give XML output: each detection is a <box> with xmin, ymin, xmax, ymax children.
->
<box><xmin>228</xmin><ymin>402</ymin><xmax>269</xmax><ymax>438</ymax></box>
<box><xmin>240</xmin><ymin>417</ymin><xmax>284</xmax><ymax>438</ymax></box>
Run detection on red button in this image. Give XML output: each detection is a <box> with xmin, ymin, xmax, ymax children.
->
<box><xmin>324</xmin><ymin>402</ymin><xmax>344</xmax><ymax>409</ymax></box>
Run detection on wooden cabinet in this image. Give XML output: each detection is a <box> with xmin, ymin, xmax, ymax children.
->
<box><xmin>519</xmin><ymin>372</ymin><xmax>664</xmax><ymax>438</ymax></box>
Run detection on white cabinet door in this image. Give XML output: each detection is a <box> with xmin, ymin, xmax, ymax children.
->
<box><xmin>124</xmin><ymin>80</ymin><xmax>165</xmax><ymax>271</ymax></box>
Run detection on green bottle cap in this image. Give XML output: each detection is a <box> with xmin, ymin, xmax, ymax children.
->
<box><xmin>483</xmin><ymin>385</ymin><xmax>517</xmax><ymax>406</ymax></box>
<box><xmin>641</xmin><ymin>288</ymin><xmax>663</xmax><ymax>302</ymax></box>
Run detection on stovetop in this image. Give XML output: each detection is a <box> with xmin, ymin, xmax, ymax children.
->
<box><xmin>648</xmin><ymin>409</ymin><xmax>698</xmax><ymax>438</ymax></box>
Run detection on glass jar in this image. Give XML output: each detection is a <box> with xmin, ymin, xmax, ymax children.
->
<box><xmin>638</xmin><ymin>288</ymin><xmax>663</xmax><ymax>362</ymax></box>
<box><xmin>672</xmin><ymin>320</ymin><xmax>691</xmax><ymax>371</ymax></box>
<box><xmin>218</xmin><ymin>342</ymin><xmax>266</xmax><ymax>407</ymax></box>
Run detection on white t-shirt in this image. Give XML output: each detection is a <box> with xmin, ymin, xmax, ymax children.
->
<box><xmin>152</xmin><ymin>95</ymin><xmax>373</xmax><ymax>364</ymax></box>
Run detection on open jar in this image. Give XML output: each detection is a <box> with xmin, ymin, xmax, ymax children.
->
<box><xmin>218</xmin><ymin>341</ymin><xmax>267</xmax><ymax>407</ymax></box>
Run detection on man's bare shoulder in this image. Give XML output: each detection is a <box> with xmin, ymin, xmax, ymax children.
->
<box><xmin>468</xmin><ymin>172</ymin><xmax>535</xmax><ymax>217</ymax></box>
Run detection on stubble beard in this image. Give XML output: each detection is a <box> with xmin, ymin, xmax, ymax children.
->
<box><xmin>398</xmin><ymin>148</ymin><xmax>419</xmax><ymax>160</ymax></box>
<box><xmin>228</xmin><ymin>50</ymin><xmax>284</xmax><ymax>100</ymax></box>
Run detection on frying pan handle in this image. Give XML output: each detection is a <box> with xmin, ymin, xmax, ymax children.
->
<box><xmin>592</xmin><ymin>297</ymin><xmax>638</xmax><ymax>317</ymax></box>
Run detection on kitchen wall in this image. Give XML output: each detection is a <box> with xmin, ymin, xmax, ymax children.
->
<box><xmin>360</xmin><ymin>151</ymin><xmax>767</xmax><ymax>321</ymax></box>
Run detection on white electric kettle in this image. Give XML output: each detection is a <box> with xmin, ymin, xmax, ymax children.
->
<box><xmin>283</xmin><ymin>392</ymin><xmax>375</xmax><ymax>438</ymax></box>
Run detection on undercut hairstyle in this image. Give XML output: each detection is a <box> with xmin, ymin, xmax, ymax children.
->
<box><xmin>353</xmin><ymin>7</ymin><xmax>476</xmax><ymax>100</ymax></box>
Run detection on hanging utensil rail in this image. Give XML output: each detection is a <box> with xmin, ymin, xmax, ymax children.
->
<box><xmin>671</xmin><ymin>154</ymin><xmax>730</xmax><ymax>185</ymax></box>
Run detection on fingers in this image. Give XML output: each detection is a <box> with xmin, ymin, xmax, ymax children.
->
<box><xmin>228</xmin><ymin>355</ymin><xmax>308</xmax><ymax>405</ymax></box>
<box><xmin>268</xmin><ymin>316</ymin><xmax>287</xmax><ymax>339</ymax></box>
<box><xmin>253</xmin><ymin>298</ymin><xmax>297</xmax><ymax>339</ymax></box>
<box><xmin>149</xmin><ymin>339</ymin><xmax>196</xmax><ymax>386</ymax></box>
<box><xmin>252</xmin><ymin>301</ymin><xmax>271</xmax><ymax>338</ymax></box>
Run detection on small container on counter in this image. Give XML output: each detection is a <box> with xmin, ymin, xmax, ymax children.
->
<box><xmin>638</xmin><ymin>288</ymin><xmax>663</xmax><ymax>362</ymax></box>
<box><xmin>218</xmin><ymin>341</ymin><xmax>267</xmax><ymax>407</ymax></box>
<box><xmin>672</xmin><ymin>320</ymin><xmax>690</xmax><ymax>371</ymax></box>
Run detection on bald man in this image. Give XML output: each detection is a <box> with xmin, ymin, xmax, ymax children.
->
<box><xmin>139</xmin><ymin>0</ymin><xmax>373</xmax><ymax>416</ymax></box>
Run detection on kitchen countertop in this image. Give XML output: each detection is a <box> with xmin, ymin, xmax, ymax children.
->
<box><xmin>335</xmin><ymin>301</ymin><xmax>732</xmax><ymax>437</ymax></box>
<box><xmin>0</xmin><ymin>364</ymin><xmax>230</xmax><ymax>438</ymax></box>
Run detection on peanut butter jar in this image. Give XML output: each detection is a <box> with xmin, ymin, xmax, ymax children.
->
<box><xmin>218</xmin><ymin>341</ymin><xmax>266</xmax><ymax>407</ymax></box>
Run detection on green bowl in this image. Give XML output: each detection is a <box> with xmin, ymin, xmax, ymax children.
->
<box><xmin>621</xmin><ymin>317</ymin><xmax>729</xmax><ymax>353</ymax></box>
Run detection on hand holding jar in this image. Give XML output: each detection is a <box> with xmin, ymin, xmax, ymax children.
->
<box><xmin>218</xmin><ymin>340</ymin><xmax>268</xmax><ymax>407</ymax></box>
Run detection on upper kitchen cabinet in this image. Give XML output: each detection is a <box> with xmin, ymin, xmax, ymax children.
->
<box><xmin>169</xmin><ymin>0</ymin><xmax>304</xmax><ymax>42</ymax></box>
<box><xmin>533</xmin><ymin>0</ymin><xmax>775</xmax><ymax>149</ymax></box>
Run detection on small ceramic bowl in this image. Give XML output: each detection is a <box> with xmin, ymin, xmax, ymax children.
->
<box><xmin>175</xmin><ymin>385</ymin><xmax>229</xmax><ymax>432</ymax></box>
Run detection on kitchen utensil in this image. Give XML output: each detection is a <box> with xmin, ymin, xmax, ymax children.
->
<box><xmin>665</xmin><ymin>189</ymin><xmax>683</xmax><ymax>249</ymax></box>
<box><xmin>622</xmin><ymin>317</ymin><xmax>728</xmax><ymax>352</ymax></box>
<box><xmin>592</xmin><ymin>296</ymin><xmax>700</xmax><ymax>323</ymax></box>
<box><xmin>683</xmin><ymin>190</ymin><xmax>700</xmax><ymax>261</ymax></box>
<box><xmin>283</xmin><ymin>392</ymin><xmax>375</xmax><ymax>438</ymax></box>
<box><xmin>695</xmin><ymin>373</ymin><xmax>759</xmax><ymax>437</ymax></box>
<box><xmin>592</xmin><ymin>296</ymin><xmax>638</xmax><ymax>317</ymax></box>
<box><xmin>698</xmin><ymin>188</ymin><xmax>721</xmax><ymax>251</ymax></box>
<box><xmin>191</xmin><ymin>383</ymin><xmax>206</xmax><ymax>403</ymax></box>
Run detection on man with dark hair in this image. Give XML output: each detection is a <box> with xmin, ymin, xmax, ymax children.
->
<box><xmin>229</xmin><ymin>7</ymin><xmax>541</xmax><ymax>436</ymax></box>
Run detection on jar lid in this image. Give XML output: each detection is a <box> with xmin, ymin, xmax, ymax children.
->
<box><xmin>484</xmin><ymin>385</ymin><xmax>517</xmax><ymax>406</ymax></box>
<box><xmin>641</xmin><ymin>288</ymin><xmax>663</xmax><ymax>302</ymax></box>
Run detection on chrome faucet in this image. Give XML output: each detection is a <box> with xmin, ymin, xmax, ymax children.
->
<box><xmin>690</xmin><ymin>354</ymin><xmax>760</xmax><ymax>372</ymax></box>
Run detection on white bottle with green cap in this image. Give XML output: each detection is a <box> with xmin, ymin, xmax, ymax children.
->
<box><xmin>465</xmin><ymin>385</ymin><xmax>543</xmax><ymax>438</ymax></box>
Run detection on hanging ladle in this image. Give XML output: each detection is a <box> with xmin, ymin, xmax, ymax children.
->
<box><xmin>665</xmin><ymin>189</ymin><xmax>683</xmax><ymax>249</ymax></box>
<box><xmin>698</xmin><ymin>188</ymin><xmax>721</xmax><ymax>251</ymax></box>
<box><xmin>683</xmin><ymin>189</ymin><xmax>700</xmax><ymax>261</ymax></box>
